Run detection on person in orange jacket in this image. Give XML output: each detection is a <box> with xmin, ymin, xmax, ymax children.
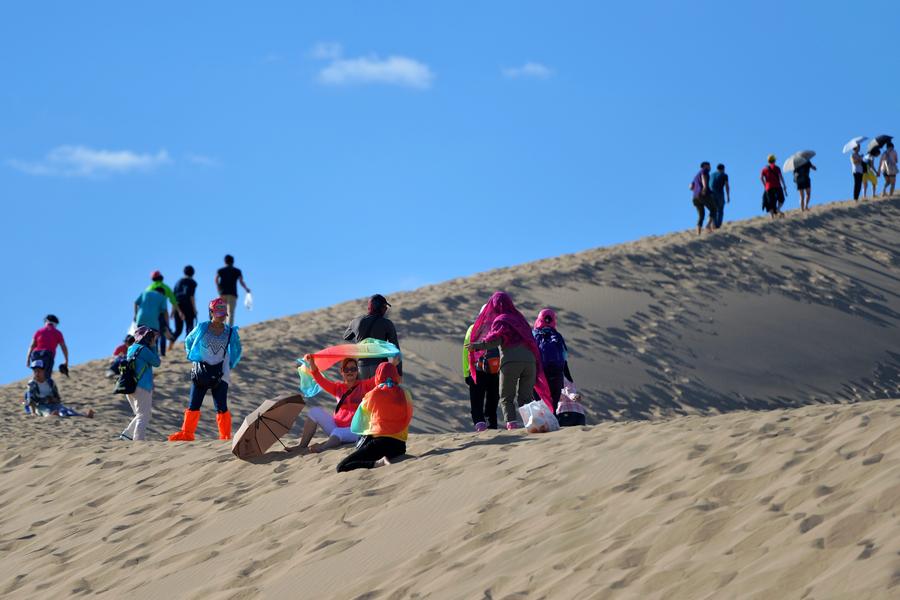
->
<box><xmin>168</xmin><ymin>298</ymin><xmax>242</xmax><ymax>441</ymax></box>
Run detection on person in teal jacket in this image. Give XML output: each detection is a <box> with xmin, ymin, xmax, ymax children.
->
<box><xmin>120</xmin><ymin>326</ymin><xmax>160</xmax><ymax>441</ymax></box>
<box><xmin>169</xmin><ymin>298</ymin><xmax>243</xmax><ymax>442</ymax></box>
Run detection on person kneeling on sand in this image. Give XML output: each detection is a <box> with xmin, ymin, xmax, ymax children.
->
<box><xmin>336</xmin><ymin>362</ymin><xmax>413</xmax><ymax>472</ymax></box>
<box><xmin>24</xmin><ymin>360</ymin><xmax>93</xmax><ymax>418</ymax></box>
<box><xmin>169</xmin><ymin>298</ymin><xmax>242</xmax><ymax>442</ymax></box>
<box><xmin>292</xmin><ymin>354</ymin><xmax>391</xmax><ymax>454</ymax></box>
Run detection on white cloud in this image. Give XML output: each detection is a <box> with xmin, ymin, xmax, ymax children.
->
<box><xmin>310</xmin><ymin>42</ymin><xmax>434</xmax><ymax>90</ymax></box>
<box><xmin>8</xmin><ymin>145</ymin><xmax>171</xmax><ymax>177</ymax></box>
<box><xmin>310</xmin><ymin>42</ymin><xmax>343</xmax><ymax>60</ymax></box>
<box><xmin>503</xmin><ymin>62</ymin><xmax>553</xmax><ymax>79</ymax></box>
<box><xmin>186</xmin><ymin>153</ymin><xmax>220</xmax><ymax>167</ymax></box>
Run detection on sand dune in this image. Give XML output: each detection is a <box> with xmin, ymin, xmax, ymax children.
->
<box><xmin>1</xmin><ymin>196</ymin><xmax>899</xmax><ymax>598</ymax></box>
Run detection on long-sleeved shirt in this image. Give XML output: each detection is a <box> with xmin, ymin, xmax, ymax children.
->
<box><xmin>310</xmin><ymin>370</ymin><xmax>377</xmax><ymax>427</ymax></box>
<box><xmin>344</xmin><ymin>314</ymin><xmax>402</xmax><ymax>374</ymax></box>
<box><xmin>128</xmin><ymin>343</ymin><xmax>161</xmax><ymax>391</ymax></box>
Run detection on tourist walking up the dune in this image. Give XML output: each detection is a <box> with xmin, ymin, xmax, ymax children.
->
<box><xmin>709</xmin><ymin>164</ymin><xmax>730</xmax><ymax>228</ymax></box>
<box><xmin>292</xmin><ymin>354</ymin><xmax>382</xmax><ymax>454</ymax></box>
<box><xmin>761</xmin><ymin>155</ymin><xmax>787</xmax><ymax>218</ymax></box>
<box><xmin>135</xmin><ymin>286</ymin><xmax>171</xmax><ymax>357</ymax></box>
<box><xmin>26</xmin><ymin>314</ymin><xmax>68</xmax><ymax>380</ymax></box>
<box><xmin>170</xmin><ymin>265</ymin><xmax>198</xmax><ymax>344</ymax></box>
<box><xmin>169</xmin><ymin>298</ymin><xmax>243</xmax><ymax>441</ymax></box>
<box><xmin>337</xmin><ymin>362</ymin><xmax>413</xmax><ymax>472</ymax></box>
<box><xmin>344</xmin><ymin>294</ymin><xmax>402</xmax><ymax>379</ymax></box>
<box><xmin>463</xmin><ymin>314</ymin><xmax>500</xmax><ymax>431</ymax></box>
<box><xmin>794</xmin><ymin>160</ymin><xmax>817</xmax><ymax>211</ymax></box>
<box><xmin>863</xmin><ymin>149</ymin><xmax>880</xmax><ymax>199</ymax></box>
<box><xmin>532</xmin><ymin>309</ymin><xmax>575</xmax><ymax>412</ymax></box>
<box><xmin>690</xmin><ymin>162</ymin><xmax>716</xmax><ymax>234</ymax></box>
<box><xmin>216</xmin><ymin>255</ymin><xmax>251</xmax><ymax>327</ymax></box>
<box><xmin>148</xmin><ymin>270</ymin><xmax>184</xmax><ymax>356</ymax></box>
<box><xmin>851</xmin><ymin>145</ymin><xmax>864</xmax><ymax>200</ymax></box>
<box><xmin>881</xmin><ymin>142</ymin><xmax>898</xmax><ymax>196</ymax></box>
<box><xmin>24</xmin><ymin>360</ymin><xmax>94</xmax><ymax>418</ymax></box>
<box><xmin>466</xmin><ymin>292</ymin><xmax>553</xmax><ymax>430</ymax></box>
<box><xmin>120</xmin><ymin>327</ymin><xmax>160</xmax><ymax>441</ymax></box>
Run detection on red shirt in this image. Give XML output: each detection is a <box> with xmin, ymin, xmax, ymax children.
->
<box><xmin>33</xmin><ymin>325</ymin><xmax>64</xmax><ymax>356</ymax></box>
<box><xmin>761</xmin><ymin>164</ymin><xmax>782</xmax><ymax>191</ymax></box>
<box><xmin>311</xmin><ymin>370</ymin><xmax>378</xmax><ymax>427</ymax></box>
<box><xmin>113</xmin><ymin>344</ymin><xmax>128</xmax><ymax>357</ymax></box>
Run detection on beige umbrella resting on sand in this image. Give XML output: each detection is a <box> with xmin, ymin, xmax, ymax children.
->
<box><xmin>232</xmin><ymin>394</ymin><xmax>305</xmax><ymax>460</ymax></box>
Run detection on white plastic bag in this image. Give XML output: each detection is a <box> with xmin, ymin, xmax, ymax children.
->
<box><xmin>518</xmin><ymin>400</ymin><xmax>560</xmax><ymax>434</ymax></box>
<box><xmin>244</xmin><ymin>293</ymin><xmax>254</xmax><ymax>311</ymax></box>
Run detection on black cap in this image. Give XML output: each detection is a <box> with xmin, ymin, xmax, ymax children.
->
<box><xmin>45</xmin><ymin>314</ymin><xmax>59</xmax><ymax>324</ymax></box>
<box><xmin>370</xmin><ymin>294</ymin><xmax>391</xmax><ymax>307</ymax></box>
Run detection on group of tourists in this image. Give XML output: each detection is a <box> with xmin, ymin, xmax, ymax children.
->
<box><xmin>851</xmin><ymin>141</ymin><xmax>898</xmax><ymax>201</ymax></box>
<box><xmin>22</xmin><ymin>315</ymin><xmax>93</xmax><ymax>418</ymax></box>
<box><xmin>690</xmin><ymin>136</ymin><xmax>897</xmax><ymax>232</ymax></box>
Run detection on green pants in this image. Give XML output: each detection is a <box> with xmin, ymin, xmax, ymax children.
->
<box><xmin>499</xmin><ymin>360</ymin><xmax>536</xmax><ymax>423</ymax></box>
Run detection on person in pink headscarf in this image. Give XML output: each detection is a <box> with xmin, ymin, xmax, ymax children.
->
<box><xmin>533</xmin><ymin>308</ymin><xmax>575</xmax><ymax>411</ymax></box>
<box><xmin>466</xmin><ymin>292</ymin><xmax>552</xmax><ymax>429</ymax></box>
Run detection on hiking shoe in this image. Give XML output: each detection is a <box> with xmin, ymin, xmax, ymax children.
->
<box><xmin>506</xmin><ymin>421</ymin><xmax>521</xmax><ymax>430</ymax></box>
<box><xmin>474</xmin><ymin>421</ymin><xmax>487</xmax><ymax>432</ymax></box>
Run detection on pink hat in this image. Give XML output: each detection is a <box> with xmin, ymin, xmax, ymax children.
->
<box><xmin>209</xmin><ymin>298</ymin><xmax>228</xmax><ymax>318</ymax></box>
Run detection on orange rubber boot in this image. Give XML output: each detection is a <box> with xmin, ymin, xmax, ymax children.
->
<box><xmin>216</xmin><ymin>411</ymin><xmax>232</xmax><ymax>440</ymax></box>
<box><xmin>168</xmin><ymin>410</ymin><xmax>200</xmax><ymax>441</ymax></box>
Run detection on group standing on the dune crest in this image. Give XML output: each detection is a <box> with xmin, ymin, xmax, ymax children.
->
<box><xmin>689</xmin><ymin>134</ymin><xmax>896</xmax><ymax>233</ymax></box>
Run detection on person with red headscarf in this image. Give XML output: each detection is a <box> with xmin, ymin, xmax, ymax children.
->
<box><xmin>466</xmin><ymin>292</ymin><xmax>552</xmax><ymax>429</ymax></box>
<box><xmin>168</xmin><ymin>298</ymin><xmax>243</xmax><ymax>442</ymax></box>
<box><xmin>532</xmin><ymin>308</ymin><xmax>575</xmax><ymax>411</ymax></box>
<box><xmin>337</xmin><ymin>362</ymin><xmax>413</xmax><ymax>472</ymax></box>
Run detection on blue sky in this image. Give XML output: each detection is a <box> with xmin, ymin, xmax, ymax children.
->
<box><xmin>1</xmin><ymin>1</ymin><xmax>897</xmax><ymax>384</ymax></box>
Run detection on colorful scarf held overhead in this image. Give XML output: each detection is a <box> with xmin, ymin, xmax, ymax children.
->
<box><xmin>469</xmin><ymin>291</ymin><xmax>553</xmax><ymax>409</ymax></box>
<box><xmin>350</xmin><ymin>363</ymin><xmax>413</xmax><ymax>441</ymax></box>
<box><xmin>296</xmin><ymin>338</ymin><xmax>400</xmax><ymax>397</ymax></box>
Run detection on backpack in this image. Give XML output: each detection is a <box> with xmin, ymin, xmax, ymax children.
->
<box><xmin>534</xmin><ymin>328</ymin><xmax>567</xmax><ymax>369</ymax></box>
<box><xmin>114</xmin><ymin>347</ymin><xmax>147</xmax><ymax>395</ymax></box>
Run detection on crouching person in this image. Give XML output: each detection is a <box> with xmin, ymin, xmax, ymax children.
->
<box><xmin>337</xmin><ymin>362</ymin><xmax>413</xmax><ymax>472</ymax></box>
<box><xmin>169</xmin><ymin>298</ymin><xmax>242</xmax><ymax>441</ymax></box>
<box><xmin>25</xmin><ymin>359</ymin><xmax>93</xmax><ymax>418</ymax></box>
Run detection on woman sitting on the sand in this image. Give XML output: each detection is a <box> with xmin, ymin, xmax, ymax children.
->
<box><xmin>293</xmin><ymin>354</ymin><xmax>384</xmax><ymax>454</ymax></box>
<box><xmin>466</xmin><ymin>292</ymin><xmax>552</xmax><ymax>429</ymax></box>
<box><xmin>337</xmin><ymin>362</ymin><xmax>413</xmax><ymax>472</ymax></box>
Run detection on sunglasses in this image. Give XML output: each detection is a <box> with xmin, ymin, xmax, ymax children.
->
<box><xmin>342</xmin><ymin>366</ymin><xmax>358</xmax><ymax>374</ymax></box>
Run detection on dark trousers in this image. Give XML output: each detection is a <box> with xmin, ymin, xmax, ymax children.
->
<box><xmin>171</xmin><ymin>301</ymin><xmax>196</xmax><ymax>341</ymax></box>
<box><xmin>468</xmin><ymin>370</ymin><xmax>500</xmax><ymax>428</ymax></box>
<box><xmin>188</xmin><ymin>381</ymin><xmax>229</xmax><ymax>413</ymax></box>
<box><xmin>337</xmin><ymin>436</ymin><xmax>406</xmax><ymax>472</ymax></box>
<box><xmin>693</xmin><ymin>194</ymin><xmax>716</xmax><ymax>227</ymax></box>
<box><xmin>544</xmin><ymin>365</ymin><xmax>566</xmax><ymax>412</ymax></box>
<box><xmin>158</xmin><ymin>314</ymin><xmax>170</xmax><ymax>356</ymax></box>
<box><xmin>29</xmin><ymin>350</ymin><xmax>54</xmax><ymax>379</ymax></box>
<box><xmin>854</xmin><ymin>173</ymin><xmax>863</xmax><ymax>200</ymax></box>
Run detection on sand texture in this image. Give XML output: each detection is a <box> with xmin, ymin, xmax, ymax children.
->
<box><xmin>1</xmin><ymin>196</ymin><xmax>899</xmax><ymax>598</ymax></box>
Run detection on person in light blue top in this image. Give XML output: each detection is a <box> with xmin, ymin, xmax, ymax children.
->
<box><xmin>120</xmin><ymin>326</ymin><xmax>160</xmax><ymax>441</ymax></box>
<box><xmin>134</xmin><ymin>287</ymin><xmax>171</xmax><ymax>355</ymax></box>
<box><xmin>708</xmin><ymin>164</ymin><xmax>730</xmax><ymax>228</ymax></box>
<box><xmin>169</xmin><ymin>298</ymin><xmax>243</xmax><ymax>442</ymax></box>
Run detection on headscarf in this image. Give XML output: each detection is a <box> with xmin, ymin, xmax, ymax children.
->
<box><xmin>209</xmin><ymin>298</ymin><xmax>228</xmax><ymax>318</ymax></box>
<box><xmin>133</xmin><ymin>326</ymin><xmax>157</xmax><ymax>345</ymax></box>
<box><xmin>468</xmin><ymin>291</ymin><xmax>553</xmax><ymax>408</ymax></box>
<box><xmin>534</xmin><ymin>308</ymin><xmax>557</xmax><ymax>330</ymax></box>
<box><xmin>350</xmin><ymin>362</ymin><xmax>413</xmax><ymax>438</ymax></box>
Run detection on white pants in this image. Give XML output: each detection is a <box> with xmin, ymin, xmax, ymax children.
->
<box><xmin>307</xmin><ymin>406</ymin><xmax>358</xmax><ymax>444</ymax></box>
<box><xmin>123</xmin><ymin>387</ymin><xmax>153</xmax><ymax>441</ymax></box>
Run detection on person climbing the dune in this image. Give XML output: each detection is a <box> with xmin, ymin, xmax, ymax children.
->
<box><xmin>761</xmin><ymin>154</ymin><xmax>787</xmax><ymax>218</ymax></box>
<box><xmin>170</xmin><ymin>265</ymin><xmax>198</xmax><ymax>344</ymax></box>
<box><xmin>26</xmin><ymin>314</ymin><xmax>68</xmax><ymax>380</ymax></box>
<box><xmin>466</xmin><ymin>292</ymin><xmax>553</xmax><ymax>430</ymax></box>
<box><xmin>463</xmin><ymin>308</ymin><xmax>500</xmax><ymax>431</ymax></box>
<box><xmin>532</xmin><ymin>308</ymin><xmax>576</xmax><ymax>412</ymax></box>
<box><xmin>120</xmin><ymin>326</ymin><xmax>160</xmax><ymax>441</ymax></box>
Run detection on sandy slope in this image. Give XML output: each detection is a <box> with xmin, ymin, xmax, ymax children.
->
<box><xmin>1</xmin><ymin>196</ymin><xmax>899</xmax><ymax>598</ymax></box>
<box><xmin>1</xmin><ymin>400</ymin><xmax>899</xmax><ymax>599</ymax></box>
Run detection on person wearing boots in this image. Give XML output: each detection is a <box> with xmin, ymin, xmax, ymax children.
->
<box><xmin>169</xmin><ymin>298</ymin><xmax>242</xmax><ymax>441</ymax></box>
